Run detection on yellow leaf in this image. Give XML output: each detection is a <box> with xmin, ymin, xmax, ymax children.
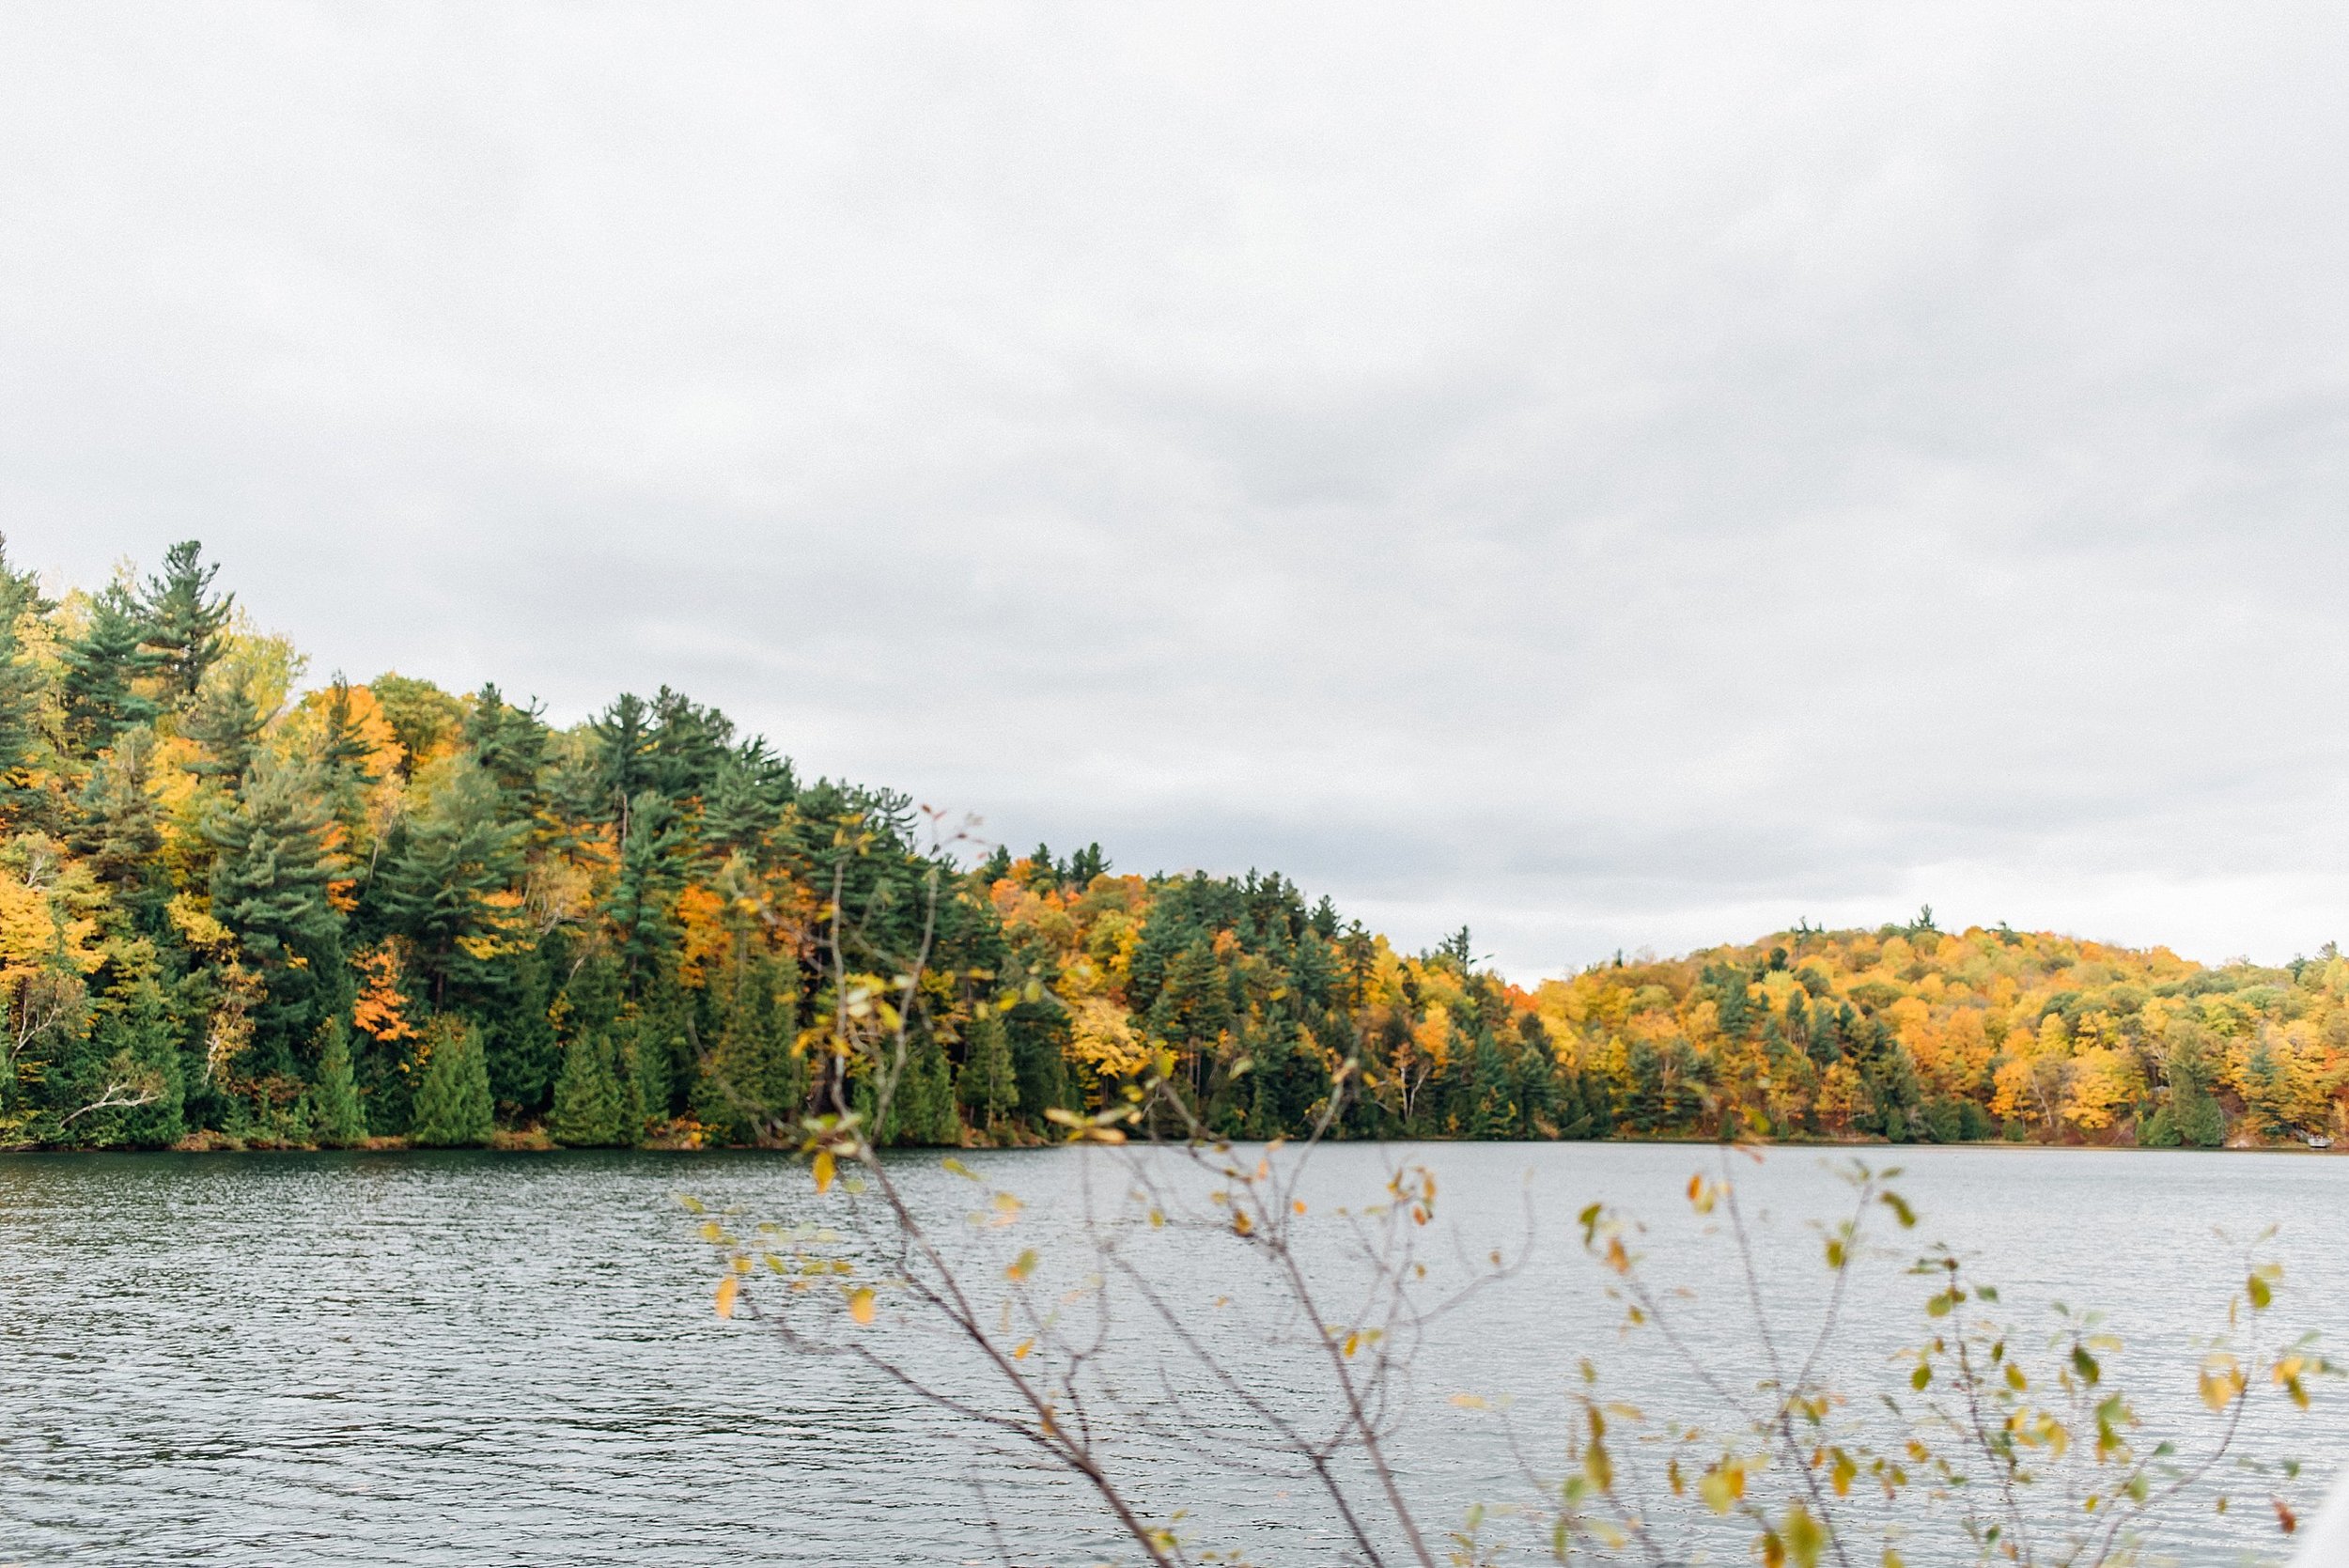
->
<box><xmin>714</xmin><ymin>1276</ymin><xmax>739</xmax><ymax>1318</ymax></box>
<box><xmin>1451</xmin><ymin>1393</ymin><xmax>1486</xmax><ymax>1409</ymax></box>
<box><xmin>2200</xmin><ymin>1355</ymin><xmax>2246</xmax><ymax>1412</ymax></box>
<box><xmin>1012</xmin><ymin>1338</ymin><xmax>1034</xmax><ymax>1359</ymax></box>
<box><xmin>848</xmin><ymin>1287</ymin><xmax>876</xmax><ymax>1325</ymax></box>
<box><xmin>1006</xmin><ymin>1249</ymin><xmax>1038</xmax><ymax>1282</ymax></box>
<box><xmin>814</xmin><ymin>1151</ymin><xmax>836</xmax><ymax>1194</ymax></box>
<box><xmin>1781</xmin><ymin>1502</ymin><xmax>1826</xmax><ymax>1568</ymax></box>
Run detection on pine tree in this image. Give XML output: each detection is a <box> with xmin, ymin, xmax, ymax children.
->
<box><xmin>605</xmin><ymin>790</ymin><xmax>686</xmax><ymax>982</ymax></box>
<box><xmin>1065</xmin><ymin>842</ymin><xmax>1109</xmax><ymax>885</ymax></box>
<box><xmin>590</xmin><ymin>692</ymin><xmax>657</xmax><ymax>821</ymax></box>
<box><xmin>549</xmin><ymin>1031</ymin><xmax>628</xmax><ymax>1147</ymax></box>
<box><xmin>312</xmin><ymin>674</ymin><xmax>378</xmax><ymax>831</ymax></box>
<box><xmin>138</xmin><ymin>539</ymin><xmax>234</xmax><ymax>704</ymax></box>
<box><xmin>1007</xmin><ymin>1003</ymin><xmax>1073</xmax><ymax>1126</ymax></box>
<box><xmin>482</xmin><ymin>950</ymin><xmax>560</xmax><ymax>1118</ymax></box>
<box><xmin>701</xmin><ymin>746</ymin><xmax>795</xmax><ymax>863</ymax></box>
<box><xmin>71</xmin><ymin>725</ymin><xmax>167</xmax><ymax>916</ymax></box>
<box><xmin>955</xmin><ymin>1011</ymin><xmax>1020</xmax><ymax>1132</ymax></box>
<box><xmin>55</xmin><ymin>976</ymin><xmax>185</xmax><ymax>1148</ymax></box>
<box><xmin>463</xmin><ymin>683</ymin><xmax>551</xmax><ymax>808</ymax></box>
<box><xmin>1465</xmin><ymin>1026</ymin><xmax>1516</xmax><ymax>1140</ymax></box>
<box><xmin>208</xmin><ymin>760</ymin><xmax>346</xmax><ymax>1078</ymax></box>
<box><xmin>1512</xmin><ymin>1015</ymin><xmax>1559</xmax><ymax>1136</ymax></box>
<box><xmin>59</xmin><ymin>583</ymin><xmax>161</xmax><ymax>757</ymax></box>
<box><xmin>615</xmin><ymin>1028</ymin><xmax>650</xmax><ymax>1142</ymax></box>
<box><xmin>1149</xmin><ymin>937</ymin><xmax>1234</xmax><ymax>1092</ymax></box>
<box><xmin>879</xmin><ymin>1032</ymin><xmax>960</xmax><ymax>1146</ymax></box>
<box><xmin>409</xmin><ymin>1019</ymin><xmax>494</xmax><ymax>1147</ymax></box>
<box><xmin>369</xmin><ymin>756</ymin><xmax>525</xmax><ymax>1008</ymax></box>
<box><xmin>183</xmin><ymin>674</ymin><xmax>267</xmax><ymax>789</ymax></box>
<box><xmin>691</xmin><ymin>953</ymin><xmax>802</xmax><ymax>1144</ymax></box>
<box><xmin>311</xmin><ymin>1017</ymin><xmax>368</xmax><ymax>1148</ymax></box>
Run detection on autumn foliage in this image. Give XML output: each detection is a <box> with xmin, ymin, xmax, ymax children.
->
<box><xmin>3</xmin><ymin>538</ymin><xmax>2342</xmax><ymax>1151</ymax></box>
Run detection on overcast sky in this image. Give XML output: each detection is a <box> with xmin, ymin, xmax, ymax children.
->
<box><xmin>7</xmin><ymin>4</ymin><xmax>2349</xmax><ymax>975</ymax></box>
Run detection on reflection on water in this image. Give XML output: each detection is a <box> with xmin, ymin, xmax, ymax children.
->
<box><xmin>0</xmin><ymin>1143</ymin><xmax>2341</xmax><ymax>1564</ymax></box>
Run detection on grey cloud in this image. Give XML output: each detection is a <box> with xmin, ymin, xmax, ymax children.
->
<box><xmin>10</xmin><ymin>3</ymin><xmax>2349</xmax><ymax>973</ymax></box>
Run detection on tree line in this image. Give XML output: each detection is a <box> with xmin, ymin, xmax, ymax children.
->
<box><xmin>3</xmin><ymin>541</ymin><xmax>2341</xmax><ymax>1150</ymax></box>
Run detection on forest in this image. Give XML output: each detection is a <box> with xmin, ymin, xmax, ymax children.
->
<box><xmin>4</xmin><ymin>540</ymin><xmax>2345</xmax><ymax>1153</ymax></box>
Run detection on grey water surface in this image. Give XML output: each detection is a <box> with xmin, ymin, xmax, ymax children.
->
<box><xmin>0</xmin><ymin>1143</ymin><xmax>2341</xmax><ymax>1565</ymax></box>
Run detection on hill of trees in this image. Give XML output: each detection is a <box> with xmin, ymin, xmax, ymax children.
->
<box><xmin>3</xmin><ymin>540</ymin><xmax>2342</xmax><ymax>1151</ymax></box>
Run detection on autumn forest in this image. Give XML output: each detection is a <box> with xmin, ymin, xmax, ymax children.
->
<box><xmin>6</xmin><ymin>541</ymin><xmax>2344</xmax><ymax>1154</ymax></box>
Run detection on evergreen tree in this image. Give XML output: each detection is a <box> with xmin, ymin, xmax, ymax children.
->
<box><xmin>691</xmin><ymin>952</ymin><xmax>802</xmax><ymax>1143</ymax></box>
<box><xmin>208</xmin><ymin>761</ymin><xmax>346</xmax><ymax>1077</ymax></box>
<box><xmin>54</xmin><ymin>975</ymin><xmax>184</xmax><ymax>1148</ymax></box>
<box><xmin>463</xmin><ymin>683</ymin><xmax>551</xmax><ymax>810</ymax></box>
<box><xmin>549</xmin><ymin>1031</ymin><xmax>629</xmax><ymax>1147</ymax></box>
<box><xmin>312</xmin><ymin>675</ymin><xmax>378</xmax><ymax>831</ymax></box>
<box><xmin>59</xmin><ymin>583</ymin><xmax>160</xmax><ymax>757</ymax></box>
<box><xmin>1465</xmin><ymin>1026</ymin><xmax>1516</xmax><ymax>1140</ymax></box>
<box><xmin>879</xmin><ymin>1032</ymin><xmax>960</xmax><ymax>1146</ymax></box>
<box><xmin>701</xmin><ymin>742</ymin><xmax>796</xmax><ymax>864</ymax></box>
<box><xmin>71</xmin><ymin>726</ymin><xmax>167</xmax><ymax>916</ymax></box>
<box><xmin>606</xmin><ymin>790</ymin><xmax>686</xmax><ymax>983</ymax></box>
<box><xmin>481</xmin><ymin>948</ymin><xmax>560</xmax><ymax>1118</ymax></box>
<box><xmin>591</xmin><ymin>692</ymin><xmax>658</xmax><ymax>821</ymax></box>
<box><xmin>1006</xmin><ymin>1002</ymin><xmax>1072</xmax><ymax>1126</ymax></box>
<box><xmin>1149</xmin><ymin>938</ymin><xmax>1234</xmax><ymax>1094</ymax></box>
<box><xmin>368</xmin><ymin>756</ymin><xmax>525</xmax><ymax>1008</ymax></box>
<box><xmin>311</xmin><ymin>1017</ymin><xmax>368</xmax><ymax>1148</ymax></box>
<box><xmin>615</xmin><ymin>1028</ymin><xmax>651</xmax><ymax>1142</ymax></box>
<box><xmin>138</xmin><ymin>539</ymin><xmax>235</xmax><ymax>703</ymax></box>
<box><xmin>1512</xmin><ymin>1015</ymin><xmax>1559</xmax><ymax>1136</ymax></box>
<box><xmin>409</xmin><ymin>1019</ymin><xmax>494</xmax><ymax>1147</ymax></box>
<box><xmin>2146</xmin><ymin>1029</ymin><xmax>2228</xmax><ymax>1148</ymax></box>
<box><xmin>184</xmin><ymin>673</ymin><xmax>267</xmax><ymax>789</ymax></box>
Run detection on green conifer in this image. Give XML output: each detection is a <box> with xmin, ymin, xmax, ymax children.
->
<box><xmin>615</xmin><ymin>1022</ymin><xmax>653</xmax><ymax>1140</ymax></box>
<box><xmin>137</xmin><ymin>539</ymin><xmax>234</xmax><ymax>704</ymax></box>
<box><xmin>879</xmin><ymin>1032</ymin><xmax>960</xmax><ymax>1146</ymax></box>
<box><xmin>956</xmin><ymin>1012</ymin><xmax>1019</xmax><ymax>1131</ymax></box>
<box><xmin>58</xmin><ymin>583</ymin><xmax>161</xmax><ymax>758</ymax></box>
<box><xmin>549</xmin><ymin>1031</ymin><xmax>627</xmax><ymax>1147</ymax></box>
<box><xmin>409</xmin><ymin>1019</ymin><xmax>494</xmax><ymax>1147</ymax></box>
<box><xmin>692</xmin><ymin>954</ymin><xmax>802</xmax><ymax>1144</ymax></box>
<box><xmin>311</xmin><ymin>1017</ymin><xmax>368</xmax><ymax>1148</ymax></box>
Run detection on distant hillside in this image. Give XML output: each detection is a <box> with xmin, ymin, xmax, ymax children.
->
<box><xmin>1526</xmin><ymin>919</ymin><xmax>2343</xmax><ymax>1147</ymax></box>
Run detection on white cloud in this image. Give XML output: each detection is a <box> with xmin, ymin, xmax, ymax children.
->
<box><xmin>8</xmin><ymin>2</ymin><xmax>2349</xmax><ymax>973</ymax></box>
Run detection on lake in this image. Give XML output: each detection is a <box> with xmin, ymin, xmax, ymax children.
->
<box><xmin>0</xmin><ymin>1142</ymin><xmax>2341</xmax><ymax>1565</ymax></box>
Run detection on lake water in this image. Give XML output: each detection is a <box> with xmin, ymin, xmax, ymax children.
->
<box><xmin>0</xmin><ymin>1142</ymin><xmax>2341</xmax><ymax>1565</ymax></box>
